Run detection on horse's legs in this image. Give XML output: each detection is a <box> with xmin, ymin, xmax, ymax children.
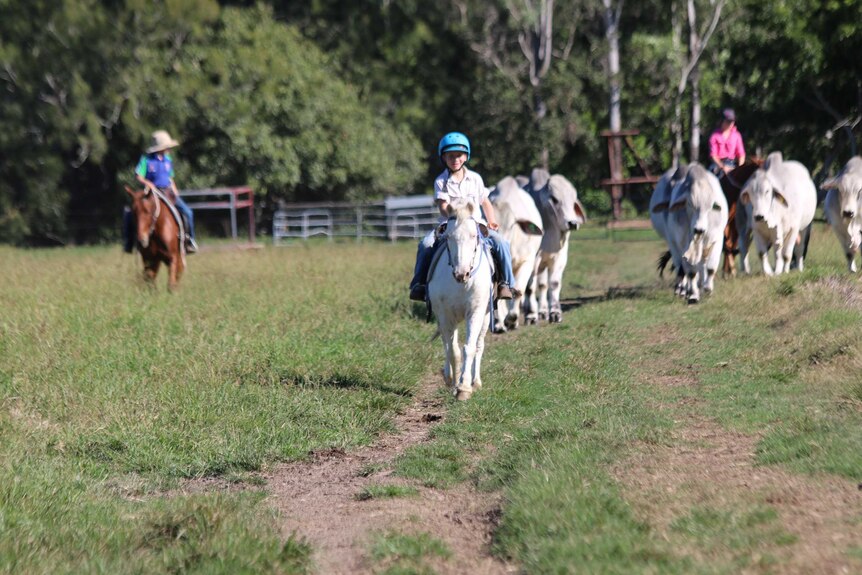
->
<box><xmin>723</xmin><ymin>203</ymin><xmax>738</xmax><ymax>278</ymax></box>
<box><xmin>143</xmin><ymin>258</ymin><xmax>160</xmax><ymax>286</ymax></box>
<box><xmin>439</xmin><ymin>321</ymin><xmax>458</xmax><ymax>390</ymax></box>
<box><xmin>457</xmin><ymin>309</ymin><xmax>486</xmax><ymax>399</ymax></box>
<box><xmin>471</xmin><ymin>312</ymin><xmax>491</xmax><ymax>391</ymax></box>
<box><xmin>168</xmin><ymin>258</ymin><xmax>179</xmax><ymax>292</ymax></box>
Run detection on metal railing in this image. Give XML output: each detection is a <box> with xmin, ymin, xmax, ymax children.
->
<box><xmin>273</xmin><ymin>197</ymin><xmax>439</xmax><ymax>244</ymax></box>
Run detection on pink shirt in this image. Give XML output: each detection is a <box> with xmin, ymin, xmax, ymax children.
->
<box><xmin>709</xmin><ymin>125</ymin><xmax>745</xmax><ymax>160</ymax></box>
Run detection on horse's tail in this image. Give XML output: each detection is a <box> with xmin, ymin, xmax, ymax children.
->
<box><xmin>657</xmin><ymin>250</ymin><xmax>673</xmax><ymax>277</ymax></box>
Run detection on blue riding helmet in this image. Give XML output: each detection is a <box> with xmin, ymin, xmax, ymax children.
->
<box><xmin>438</xmin><ymin>132</ymin><xmax>471</xmax><ymax>161</ymax></box>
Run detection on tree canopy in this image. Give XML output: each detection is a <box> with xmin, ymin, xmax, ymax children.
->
<box><xmin>1</xmin><ymin>0</ymin><xmax>859</xmax><ymax>243</ymax></box>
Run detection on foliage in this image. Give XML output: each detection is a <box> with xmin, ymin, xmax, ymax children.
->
<box><xmin>1</xmin><ymin>0</ymin><xmax>861</xmax><ymax>244</ymax></box>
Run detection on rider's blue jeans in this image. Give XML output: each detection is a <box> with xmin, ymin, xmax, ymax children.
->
<box><xmin>410</xmin><ymin>230</ymin><xmax>516</xmax><ymax>288</ymax></box>
<box><xmin>174</xmin><ymin>197</ymin><xmax>195</xmax><ymax>241</ymax></box>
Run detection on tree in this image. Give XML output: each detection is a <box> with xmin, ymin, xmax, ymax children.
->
<box><xmin>671</xmin><ymin>0</ymin><xmax>726</xmax><ymax>165</ymax></box>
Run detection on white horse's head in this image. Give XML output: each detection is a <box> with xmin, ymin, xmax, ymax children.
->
<box><xmin>445</xmin><ymin>201</ymin><xmax>482</xmax><ymax>283</ymax></box>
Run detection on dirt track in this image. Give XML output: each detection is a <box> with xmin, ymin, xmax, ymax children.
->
<box><xmin>266</xmin><ymin>372</ymin><xmax>517</xmax><ymax>574</ymax></box>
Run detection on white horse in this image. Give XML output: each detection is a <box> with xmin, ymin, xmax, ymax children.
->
<box><xmin>428</xmin><ymin>202</ymin><xmax>494</xmax><ymax>401</ymax></box>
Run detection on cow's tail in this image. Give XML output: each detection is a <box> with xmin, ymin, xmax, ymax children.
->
<box><xmin>657</xmin><ymin>250</ymin><xmax>673</xmax><ymax>277</ymax></box>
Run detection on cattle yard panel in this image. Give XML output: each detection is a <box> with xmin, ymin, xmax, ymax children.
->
<box><xmin>273</xmin><ymin>196</ymin><xmax>439</xmax><ymax>244</ymax></box>
<box><xmin>180</xmin><ymin>186</ymin><xmax>255</xmax><ymax>242</ymax></box>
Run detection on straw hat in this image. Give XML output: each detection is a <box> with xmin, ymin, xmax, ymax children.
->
<box><xmin>146</xmin><ymin>130</ymin><xmax>180</xmax><ymax>153</ymax></box>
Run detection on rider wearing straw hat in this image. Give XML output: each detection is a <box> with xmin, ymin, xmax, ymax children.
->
<box><xmin>124</xmin><ymin>130</ymin><xmax>198</xmax><ymax>253</ymax></box>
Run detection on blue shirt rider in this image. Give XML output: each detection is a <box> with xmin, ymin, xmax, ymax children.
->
<box><xmin>409</xmin><ymin>132</ymin><xmax>519</xmax><ymax>302</ymax></box>
<box><xmin>123</xmin><ymin>130</ymin><xmax>198</xmax><ymax>253</ymax></box>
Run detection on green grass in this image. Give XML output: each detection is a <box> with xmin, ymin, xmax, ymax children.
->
<box><xmin>355</xmin><ymin>484</ymin><xmax>419</xmax><ymax>501</ymax></box>
<box><xmin>391</xmin><ymin>223</ymin><xmax>862</xmax><ymax>573</ymax></box>
<box><xmin>2</xmin><ymin>223</ymin><xmax>861</xmax><ymax>573</ymax></box>
<box><xmin>0</xmin><ymin>241</ymin><xmax>432</xmax><ymax>574</ymax></box>
<box><xmin>370</xmin><ymin>531</ymin><xmax>451</xmax><ymax>575</ymax></box>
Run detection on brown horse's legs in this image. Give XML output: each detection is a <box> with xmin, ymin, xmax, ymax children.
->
<box><xmin>143</xmin><ymin>258</ymin><xmax>160</xmax><ymax>286</ymax></box>
<box><xmin>168</xmin><ymin>258</ymin><xmax>180</xmax><ymax>292</ymax></box>
<box><xmin>723</xmin><ymin>202</ymin><xmax>739</xmax><ymax>278</ymax></box>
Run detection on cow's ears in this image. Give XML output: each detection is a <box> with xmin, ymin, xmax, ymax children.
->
<box><xmin>740</xmin><ymin>191</ymin><xmax>750</xmax><ymax>205</ymax></box>
<box><xmin>574</xmin><ymin>200</ymin><xmax>587</xmax><ymax>223</ymax></box>
<box><xmin>651</xmin><ymin>202</ymin><xmax>669</xmax><ymax>213</ymax></box>
<box><xmin>478</xmin><ymin>223</ymin><xmax>489</xmax><ymax>237</ymax></box>
<box><xmin>820</xmin><ymin>175</ymin><xmax>840</xmax><ymax>190</ymax></box>
<box><xmin>517</xmin><ymin>220</ymin><xmax>544</xmax><ymax>235</ymax></box>
<box><xmin>773</xmin><ymin>190</ymin><xmax>789</xmax><ymax>207</ymax></box>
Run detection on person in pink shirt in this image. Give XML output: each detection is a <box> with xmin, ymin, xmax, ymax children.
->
<box><xmin>708</xmin><ymin>108</ymin><xmax>746</xmax><ymax>176</ymax></box>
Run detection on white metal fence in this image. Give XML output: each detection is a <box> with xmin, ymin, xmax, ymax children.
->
<box><xmin>273</xmin><ymin>196</ymin><xmax>439</xmax><ymax>244</ymax></box>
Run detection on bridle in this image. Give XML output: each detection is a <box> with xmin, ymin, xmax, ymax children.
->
<box><xmin>139</xmin><ymin>188</ymin><xmax>161</xmax><ymax>237</ymax></box>
<box><xmin>445</xmin><ymin>216</ymin><xmax>485</xmax><ymax>281</ymax></box>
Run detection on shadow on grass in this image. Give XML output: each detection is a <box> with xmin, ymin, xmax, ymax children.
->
<box><xmin>277</xmin><ymin>369</ymin><xmax>412</xmax><ymax>397</ymax></box>
<box><xmin>560</xmin><ymin>285</ymin><xmax>654</xmax><ymax>312</ymax></box>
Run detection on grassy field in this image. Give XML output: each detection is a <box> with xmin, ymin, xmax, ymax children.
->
<box><xmin>1</xmin><ymin>223</ymin><xmax>861</xmax><ymax>573</ymax></box>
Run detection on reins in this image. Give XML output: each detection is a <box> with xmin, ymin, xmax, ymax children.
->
<box><xmin>444</xmin><ymin>217</ymin><xmax>486</xmax><ymax>281</ymax></box>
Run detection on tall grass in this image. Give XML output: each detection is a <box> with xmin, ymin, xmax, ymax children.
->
<box><xmin>2</xmin><ymin>223</ymin><xmax>860</xmax><ymax>573</ymax></box>
<box><xmin>1</xmin><ymin>241</ymin><xmax>431</xmax><ymax>573</ymax></box>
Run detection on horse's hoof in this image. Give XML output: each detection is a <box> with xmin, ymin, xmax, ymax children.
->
<box><xmin>524</xmin><ymin>316</ymin><xmax>537</xmax><ymax>325</ymax></box>
<box><xmin>493</xmin><ymin>325</ymin><xmax>507</xmax><ymax>334</ymax></box>
<box><xmin>538</xmin><ymin>311</ymin><xmax>548</xmax><ymax>321</ymax></box>
<box><xmin>455</xmin><ymin>389</ymin><xmax>472</xmax><ymax>401</ymax></box>
<box><xmin>687</xmin><ymin>297</ymin><xmax>700</xmax><ymax>305</ymax></box>
<box><xmin>549</xmin><ymin>311</ymin><xmax>562</xmax><ymax>323</ymax></box>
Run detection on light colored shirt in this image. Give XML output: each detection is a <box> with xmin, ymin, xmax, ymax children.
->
<box><xmin>709</xmin><ymin>125</ymin><xmax>745</xmax><ymax>160</ymax></box>
<box><xmin>434</xmin><ymin>168</ymin><xmax>488</xmax><ymax>222</ymax></box>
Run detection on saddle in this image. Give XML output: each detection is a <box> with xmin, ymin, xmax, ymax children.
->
<box><xmin>152</xmin><ymin>188</ymin><xmax>187</xmax><ymax>255</ymax></box>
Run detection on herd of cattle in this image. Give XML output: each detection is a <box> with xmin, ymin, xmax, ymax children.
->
<box><xmin>489</xmin><ymin>155</ymin><xmax>862</xmax><ymax>321</ymax></box>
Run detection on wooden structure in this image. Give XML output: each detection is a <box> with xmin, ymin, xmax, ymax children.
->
<box><xmin>600</xmin><ymin>130</ymin><xmax>660</xmax><ymax>220</ymax></box>
<box><xmin>179</xmin><ymin>186</ymin><xmax>255</xmax><ymax>242</ymax></box>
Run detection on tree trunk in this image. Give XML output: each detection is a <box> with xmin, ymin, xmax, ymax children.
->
<box><xmin>687</xmin><ymin>0</ymin><xmax>701</xmax><ymax>162</ymax></box>
<box><xmin>603</xmin><ymin>0</ymin><xmax>622</xmax><ymax>133</ymax></box>
<box><xmin>690</xmin><ymin>70</ymin><xmax>701</xmax><ymax>162</ymax></box>
<box><xmin>603</xmin><ymin>0</ymin><xmax>624</xmax><ymax>217</ymax></box>
<box><xmin>672</xmin><ymin>1</ymin><xmax>684</xmax><ymax>167</ymax></box>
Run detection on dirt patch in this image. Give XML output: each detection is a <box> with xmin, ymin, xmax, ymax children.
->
<box><xmin>614</xmin><ymin>412</ymin><xmax>862</xmax><ymax>574</ymax></box>
<box><xmin>266</xmin><ymin>372</ymin><xmax>516</xmax><ymax>575</ymax></box>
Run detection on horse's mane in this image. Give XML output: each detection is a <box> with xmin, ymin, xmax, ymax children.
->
<box><xmin>447</xmin><ymin>201</ymin><xmax>475</xmax><ymax>222</ymax></box>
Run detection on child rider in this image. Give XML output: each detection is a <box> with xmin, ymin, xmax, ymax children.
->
<box><xmin>409</xmin><ymin>132</ymin><xmax>519</xmax><ymax>302</ymax></box>
<box><xmin>126</xmin><ymin>130</ymin><xmax>198</xmax><ymax>253</ymax></box>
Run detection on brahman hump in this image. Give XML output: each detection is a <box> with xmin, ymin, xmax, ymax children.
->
<box><xmin>522</xmin><ymin>169</ymin><xmax>587</xmax><ymax>323</ymax></box>
<box><xmin>740</xmin><ymin>152</ymin><xmax>816</xmax><ymax>275</ymax></box>
<box><xmin>490</xmin><ymin>176</ymin><xmax>544</xmax><ymax>332</ymax></box>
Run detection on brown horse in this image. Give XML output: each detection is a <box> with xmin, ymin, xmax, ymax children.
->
<box><xmin>718</xmin><ymin>158</ymin><xmax>763</xmax><ymax>277</ymax></box>
<box><xmin>125</xmin><ymin>185</ymin><xmax>185</xmax><ymax>291</ymax></box>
